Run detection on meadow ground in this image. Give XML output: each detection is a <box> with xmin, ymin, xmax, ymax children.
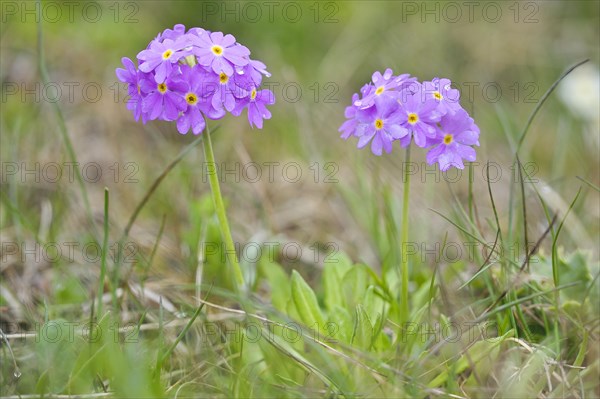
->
<box><xmin>1</xmin><ymin>1</ymin><xmax>599</xmax><ymax>397</ymax></box>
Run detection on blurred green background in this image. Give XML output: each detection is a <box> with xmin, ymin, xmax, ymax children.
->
<box><xmin>1</xmin><ymin>1</ymin><xmax>599</xmax><ymax>397</ymax></box>
<box><xmin>0</xmin><ymin>1</ymin><xmax>600</xmax><ymax>278</ymax></box>
<box><xmin>2</xmin><ymin>0</ymin><xmax>598</xmax><ymax>259</ymax></box>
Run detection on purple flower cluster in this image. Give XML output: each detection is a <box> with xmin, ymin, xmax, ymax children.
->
<box><xmin>339</xmin><ymin>70</ymin><xmax>480</xmax><ymax>171</ymax></box>
<box><xmin>116</xmin><ymin>25</ymin><xmax>275</xmax><ymax>134</ymax></box>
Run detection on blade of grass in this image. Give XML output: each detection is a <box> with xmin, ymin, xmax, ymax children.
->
<box><xmin>154</xmin><ymin>297</ymin><xmax>165</xmax><ymax>376</ymax></box>
<box><xmin>97</xmin><ymin>188</ymin><xmax>110</xmax><ymax>316</ymax></box>
<box><xmin>112</xmin><ymin>129</ymin><xmax>218</xmax><ymax>307</ymax></box>
<box><xmin>505</xmin><ymin>155</ymin><xmax>534</xmax><ymax>336</ymax></box>
<box><xmin>122</xmin><ymin>128</ymin><xmax>219</xmax><ymax>240</ymax></box>
<box><xmin>156</xmin><ymin>286</ymin><xmax>212</xmax><ymax>370</ymax></box>
<box><xmin>481</xmin><ymin>214</ymin><xmax>557</xmax><ymax>315</ymax></box>
<box><xmin>429</xmin><ymin>208</ymin><xmax>520</xmax><ymax>270</ymax></box>
<box><xmin>516</xmin><ymin>157</ymin><xmax>530</xmax><ymax>271</ymax></box>
<box><xmin>474</xmin><ymin>281</ymin><xmax>582</xmax><ymax>323</ymax></box>
<box><xmin>494</xmin><ymin>102</ymin><xmax>517</xmax><ymax>153</ymax></box>
<box><xmin>516</xmin><ymin>59</ymin><xmax>589</xmax><ymax>152</ymax></box>
<box><xmin>459</xmin><ymin>228</ymin><xmax>500</xmax><ymax>290</ymax></box>
<box><xmin>576</xmin><ymin>176</ymin><xmax>600</xmax><ymax>192</ymax></box>
<box><xmin>443</xmin><ymin>182</ymin><xmax>500</xmax><ymax>307</ymax></box>
<box><xmin>523</xmin><ymin>168</ymin><xmax>558</xmax><ymax>352</ymax></box>
<box><xmin>573</xmin><ymin>331</ymin><xmax>588</xmax><ymax>369</ymax></box>
<box><xmin>552</xmin><ymin>188</ymin><xmax>582</xmax><ymax>287</ymax></box>
<box><xmin>582</xmin><ymin>269</ymin><xmax>600</xmax><ymax>304</ymax></box>
<box><xmin>263</xmin><ymin>330</ymin><xmax>346</xmax><ymax>395</ymax></box>
<box><xmin>197</xmin><ymin>297</ymin><xmax>387</xmax><ymax>377</ymax></box>
<box><xmin>468</xmin><ymin>163</ymin><xmax>474</xmax><ymax>223</ymax></box>
<box><xmin>427</xmin><ymin>232</ymin><xmax>447</xmax><ymax>317</ymax></box>
<box><xmin>143</xmin><ymin>214</ymin><xmax>167</xmax><ymax>288</ymax></box>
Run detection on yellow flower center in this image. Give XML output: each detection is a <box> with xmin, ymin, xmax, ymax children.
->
<box><xmin>434</xmin><ymin>91</ymin><xmax>442</xmax><ymax>100</ymax></box>
<box><xmin>162</xmin><ymin>49</ymin><xmax>173</xmax><ymax>60</ymax></box>
<box><xmin>374</xmin><ymin>119</ymin><xmax>384</xmax><ymax>130</ymax></box>
<box><xmin>443</xmin><ymin>134</ymin><xmax>453</xmax><ymax>144</ymax></box>
<box><xmin>211</xmin><ymin>45</ymin><xmax>224</xmax><ymax>56</ymax></box>
<box><xmin>157</xmin><ymin>83</ymin><xmax>167</xmax><ymax>94</ymax></box>
<box><xmin>136</xmin><ymin>84</ymin><xmax>141</xmax><ymax>94</ymax></box>
<box><xmin>219</xmin><ymin>72</ymin><xmax>229</xmax><ymax>84</ymax></box>
<box><xmin>375</xmin><ymin>86</ymin><xmax>385</xmax><ymax>95</ymax></box>
<box><xmin>250</xmin><ymin>88</ymin><xmax>257</xmax><ymax>100</ymax></box>
<box><xmin>185</xmin><ymin>92</ymin><xmax>198</xmax><ymax>105</ymax></box>
<box><xmin>408</xmin><ymin>113</ymin><xmax>419</xmax><ymax>124</ymax></box>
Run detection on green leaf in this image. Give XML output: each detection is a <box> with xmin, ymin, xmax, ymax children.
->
<box><xmin>427</xmin><ymin>330</ymin><xmax>513</xmax><ymax>388</ymax></box>
<box><xmin>529</xmin><ymin>249</ymin><xmax>597</xmax><ymax>304</ymax></box>
<box><xmin>258</xmin><ymin>258</ymin><xmax>290</xmax><ymax>312</ymax></box>
<box><xmin>264</xmin><ymin>329</ymin><xmax>344</xmax><ymax>394</ymax></box>
<box><xmin>291</xmin><ymin>270</ymin><xmax>326</xmax><ymax>329</ymax></box>
<box><xmin>371</xmin><ymin>313</ymin><xmax>391</xmax><ymax>351</ymax></box>
<box><xmin>342</xmin><ymin>265</ymin><xmax>370</xmax><ymax>309</ymax></box>
<box><xmin>327</xmin><ymin>305</ymin><xmax>353</xmax><ymax>344</ymax></box>
<box><xmin>363</xmin><ymin>285</ymin><xmax>388</xmax><ymax>322</ymax></box>
<box><xmin>351</xmin><ymin>304</ymin><xmax>374</xmax><ymax>350</ymax></box>
<box><xmin>323</xmin><ymin>263</ymin><xmax>344</xmax><ymax>311</ymax></box>
<box><xmin>286</xmin><ymin>298</ymin><xmax>301</xmax><ymax>327</ymax></box>
<box><xmin>325</xmin><ymin>251</ymin><xmax>354</xmax><ymax>277</ymax></box>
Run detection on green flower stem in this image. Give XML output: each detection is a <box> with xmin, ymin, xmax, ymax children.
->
<box><xmin>202</xmin><ymin>124</ymin><xmax>245</xmax><ymax>292</ymax></box>
<box><xmin>400</xmin><ymin>145</ymin><xmax>411</xmax><ymax>323</ymax></box>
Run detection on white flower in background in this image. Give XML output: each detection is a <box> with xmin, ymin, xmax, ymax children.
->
<box><xmin>558</xmin><ymin>63</ymin><xmax>600</xmax><ymax>150</ymax></box>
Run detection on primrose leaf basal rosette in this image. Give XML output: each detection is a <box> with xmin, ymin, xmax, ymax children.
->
<box><xmin>116</xmin><ymin>24</ymin><xmax>275</xmax><ymax>134</ymax></box>
<box><xmin>340</xmin><ymin>70</ymin><xmax>480</xmax><ymax>171</ymax></box>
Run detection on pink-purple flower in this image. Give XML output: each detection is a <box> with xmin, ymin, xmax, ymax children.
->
<box><xmin>137</xmin><ymin>37</ymin><xmax>190</xmax><ymax>83</ymax></box>
<box><xmin>355</xmin><ymin>99</ymin><xmax>407</xmax><ymax>155</ymax></box>
<box><xmin>190</xmin><ymin>31</ymin><xmax>250</xmax><ymax>76</ymax></box>
<box><xmin>355</xmin><ymin>69</ymin><xmax>416</xmax><ymax>109</ymax></box>
<box><xmin>339</xmin><ymin>69</ymin><xmax>480</xmax><ymax>170</ymax></box>
<box><xmin>176</xmin><ymin>65</ymin><xmax>224</xmax><ymax>135</ymax></box>
<box><xmin>233</xmin><ymin>87</ymin><xmax>275</xmax><ymax>129</ymax></box>
<box><xmin>397</xmin><ymin>86</ymin><xmax>443</xmax><ymax>148</ymax></box>
<box><xmin>423</xmin><ymin>78</ymin><xmax>461</xmax><ymax>115</ymax></box>
<box><xmin>426</xmin><ymin>109</ymin><xmax>480</xmax><ymax>171</ymax></box>
<box><xmin>210</xmin><ymin>71</ymin><xmax>240</xmax><ymax>113</ymax></box>
<box><xmin>116</xmin><ymin>57</ymin><xmax>146</xmax><ymax>123</ymax></box>
<box><xmin>339</xmin><ymin>93</ymin><xmax>361</xmax><ymax>140</ymax></box>
<box><xmin>116</xmin><ymin>25</ymin><xmax>275</xmax><ymax>135</ymax></box>
<box><xmin>140</xmin><ymin>71</ymin><xmax>187</xmax><ymax>121</ymax></box>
